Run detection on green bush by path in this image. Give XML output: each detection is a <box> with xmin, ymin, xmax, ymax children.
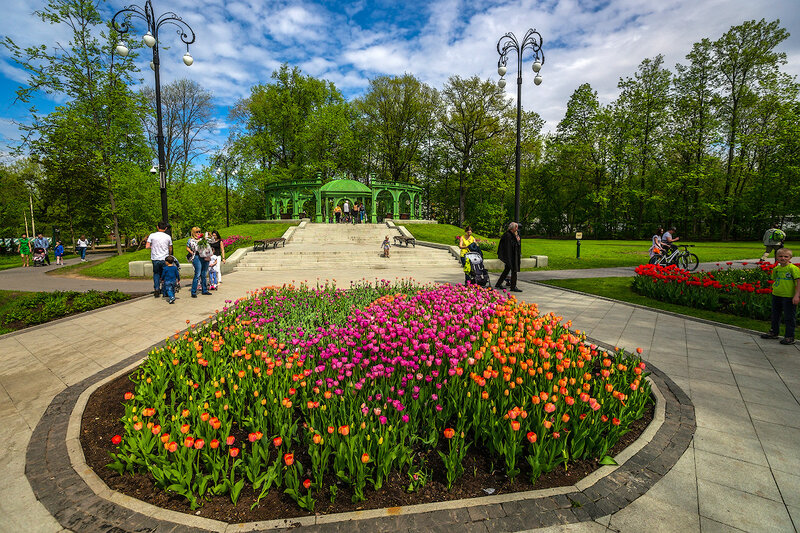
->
<box><xmin>0</xmin><ymin>290</ymin><xmax>134</xmax><ymax>334</ymax></box>
<box><xmin>58</xmin><ymin>223</ymin><xmax>295</xmax><ymax>279</ymax></box>
<box><xmin>401</xmin><ymin>223</ymin><xmax>774</xmax><ymax>270</ymax></box>
<box><xmin>537</xmin><ymin>277</ymin><xmax>768</xmax><ymax>332</ymax></box>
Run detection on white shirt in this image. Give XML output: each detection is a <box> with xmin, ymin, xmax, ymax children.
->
<box><xmin>343</xmin><ymin>201</ymin><xmax>350</xmax><ymax>213</ymax></box>
<box><xmin>76</xmin><ymin>239</ymin><xmax>89</xmax><ymax>248</ymax></box>
<box><xmin>147</xmin><ymin>231</ymin><xmax>172</xmax><ymax>260</ymax></box>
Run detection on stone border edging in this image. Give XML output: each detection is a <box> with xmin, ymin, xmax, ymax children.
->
<box><xmin>526</xmin><ymin>279</ymin><xmax>765</xmax><ymax>337</ymax></box>
<box><xmin>27</xmin><ymin>331</ymin><xmax>694</xmax><ymax>532</ymax></box>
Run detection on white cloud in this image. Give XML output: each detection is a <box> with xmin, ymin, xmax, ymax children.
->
<box><xmin>1</xmin><ymin>0</ymin><xmax>798</xmax><ymax>152</ymax></box>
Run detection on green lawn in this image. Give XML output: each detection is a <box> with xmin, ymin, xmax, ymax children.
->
<box><xmin>400</xmin><ymin>223</ymin><xmax>772</xmax><ymax>269</ymax></box>
<box><xmin>50</xmin><ymin>223</ymin><xmax>295</xmax><ymax>279</ymax></box>
<box><xmin>537</xmin><ymin>277</ymin><xmax>768</xmax><ymax>332</ymax></box>
<box><xmin>0</xmin><ymin>253</ymin><xmax>78</xmax><ymax>271</ymax></box>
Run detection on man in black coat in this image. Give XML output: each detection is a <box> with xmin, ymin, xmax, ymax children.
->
<box><xmin>495</xmin><ymin>222</ymin><xmax>522</xmax><ymax>292</ymax></box>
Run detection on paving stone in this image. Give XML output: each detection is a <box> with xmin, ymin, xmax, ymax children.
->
<box><xmin>483</xmin><ymin>514</ymin><xmax>530</xmax><ymax>532</ymax></box>
<box><xmin>469</xmin><ymin>503</ymin><xmax>506</xmax><ymax>521</ymax></box>
<box><xmin>697</xmin><ymin>478</ymin><xmax>794</xmax><ymax>533</ymax></box>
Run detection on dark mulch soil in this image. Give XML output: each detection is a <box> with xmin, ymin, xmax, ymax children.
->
<box><xmin>81</xmin><ymin>369</ymin><xmax>654</xmax><ymax>523</ymax></box>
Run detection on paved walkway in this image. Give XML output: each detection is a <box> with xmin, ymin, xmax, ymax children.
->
<box><xmin>0</xmin><ymin>261</ymin><xmax>797</xmax><ymax>532</ymax></box>
<box><xmin>0</xmin><ymin>254</ymin><xmax>154</xmax><ymax>293</ymax></box>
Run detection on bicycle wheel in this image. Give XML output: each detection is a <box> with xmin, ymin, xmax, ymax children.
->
<box><xmin>683</xmin><ymin>253</ymin><xmax>699</xmax><ymax>271</ymax></box>
<box><xmin>648</xmin><ymin>255</ymin><xmax>659</xmax><ymax>265</ymax></box>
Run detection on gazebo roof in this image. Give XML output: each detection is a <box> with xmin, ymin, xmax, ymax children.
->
<box><xmin>319</xmin><ymin>179</ymin><xmax>371</xmax><ymax>194</ymax></box>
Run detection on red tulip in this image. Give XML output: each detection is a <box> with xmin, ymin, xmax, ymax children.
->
<box><xmin>209</xmin><ymin>439</ymin><xmax>219</xmax><ymax>449</ymax></box>
<box><xmin>123</xmin><ymin>392</ymin><xmax>134</xmax><ymax>400</ymax></box>
<box><xmin>284</xmin><ymin>452</ymin><xmax>294</xmax><ymax>466</ymax></box>
<box><xmin>194</xmin><ymin>438</ymin><xmax>205</xmax><ymax>450</ymax></box>
<box><xmin>443</xmin><ymin>428</ymin><xmax>455</xmax><ymax>439</ymax></box>
<box><xmin>226</xmin><ymin>435</ymin><xmax>235</xmax><ymax>446</ymax></box>
<box><xmin>303</xmin><ymin>479</ymin><xmax>312</xmax><ymax>490</ymax></box>
<box><xmin>229</xmin><ymin>447</ymin><xmax>240</xmax><ymax>457</ymax></box>
<box><xmin>526</xmin><ymin>431</ymin><xmax>537</xmax><ymax>443</ymax></box>
<box><xmin>361</xmin><ymin>453</ymin><xmax>370</xmax><ymax>463</ymax></box>
<box><xmin>111</xmin><ymin>434</ymin><xmax>122</xmax><ymax>445</ymax></box>
<box><xmin>273</xmin><ymin>436</ymin><xmax>282</xmax><ymax>447</ymax></box>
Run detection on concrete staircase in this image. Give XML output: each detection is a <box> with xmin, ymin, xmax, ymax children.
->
<box><xmin>234</xmin><ymin>223</ymin><xmax>460</xmax><ymax>272</ymax></box>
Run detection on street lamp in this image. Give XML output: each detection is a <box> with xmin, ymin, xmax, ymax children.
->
<box><xmin>496</xmin><ymin>29</ymin><xmax>545</xmax><ymax>225</ymax></box>
<box><xmin>112</xmin><ymin>1</ymin><xmax>196</xmax><ymax>232</ymax></box>
<box><xmin>214</xmin><ymin>155</ymin><xmax>237</xmax><ymax>228</ymax></box>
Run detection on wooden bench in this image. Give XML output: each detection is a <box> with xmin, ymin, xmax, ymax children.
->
<box><xmin>393</xmin><ymin>236</ymin><xmax>416</xmax><ymax>247</ymax></box>
<box><xmin>253</xmin><ymin>238</ymin><xmax>286</xmax><ymax>251</ymax></box>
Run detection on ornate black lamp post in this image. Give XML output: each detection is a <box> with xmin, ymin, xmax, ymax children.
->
<box><xmin>496</xmin><ymin>29</ymin><xmax>544</xmax><ymax>225</ymax></box>
<box><xmin>214</xmin><ymin>154</ymin><xmax>237</xmax><ymax>228</ymax></box>
<box><xmin>112</xmin><ymin>1</ymin><xmax>196</xmax><ymax>230</ymax></box>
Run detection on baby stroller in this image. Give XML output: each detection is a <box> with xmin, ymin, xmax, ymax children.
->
<box><xmin>32</xmin><ymin>247</ymin><xmax>47</xmax><ymax>267</ymax></box>
<box><xmin>464</xmin><ymin>243</ymin><xmax>490</xmax><ymax>287</ymax></box>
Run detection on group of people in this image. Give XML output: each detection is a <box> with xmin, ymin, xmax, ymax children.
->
<box><xmin>333</xmin><ymin>200</ymin><xmax>365</xmax><ymax>224</ymax></box>
<box><xmin>16</xmin><ymin>233</ymin><xmax>67</xmax><ymax>267</ymax></box>
<box><xmin>648</xmin><ymin>226</ymin><xmax>680</xmax><ymax>258</ymax></box>
<box><xmin>146</xmin><ymin>223</ymin><xmax>226</xmax><ymax>304</ymax></box>
<box><xmin>458</xmin><ymin>223</ymin><xmax>522</xmax><ymax>292</ymax></box>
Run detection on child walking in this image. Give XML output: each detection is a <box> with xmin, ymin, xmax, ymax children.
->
<box><xmin>209</xmin><ymin>254</ymin><xmax>219</xmax><ymax>290</ymax></box>
<box><xmin>761</xmin><ymin>248</ymin><xmax>800</xmax><ymax>345</ymax></box>
<box><xmin>161</xmin><ymin>255</ymin><xmax>181</xmax><ymax>304</ymax></box>
<box><xmin>54</xmin><ymin>240</ymin><xmax>64</xmax><ymax>265</ymax></box>
<box><xmin>382</xmin><ymin>236</ymin><xmax>391</xmax><ymax>258</ymax></box>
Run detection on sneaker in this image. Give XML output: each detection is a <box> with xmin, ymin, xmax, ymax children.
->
<box><xmin>760</xmin><ymin>332</ymin><xmax>778</xmax><ymax>339</ymax></box>
<box><xmin>154</xmin><ymin>290</ymin><xmax>161</xmax><ymax>298</ymax></box>
<box><xmin>201</xmin><ymin>291</ymin><xmax>213</xmax><ymax>296</ymax></box>
<box><xmin>494</xmin><ymin>284</ymin><xmax>503</xmax><ymax>289</ymax></box>
<box><xmin>780</xmin><ymin>337</ymin><xmax>795</xmax><ymax>345</ymax></box>
<box><xmin>510</xmin><ymin>288</ymin><xmax>522</xmax><ymax>293</ymax></box>
<box><xmin>191</xmin><ymin>293</ymin><xmax>197</xmax><ymax>298</ymax></box>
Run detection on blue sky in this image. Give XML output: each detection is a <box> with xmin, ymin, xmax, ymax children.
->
<box><xmin>1</xmin><ymin>0</ymin><xmax>799</xmax><ymax>163</ymax></box>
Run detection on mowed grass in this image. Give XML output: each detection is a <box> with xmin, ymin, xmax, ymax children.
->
<box><xmin>0</xmin><ymin>253</ymin><xmax>78</xmax><ymax>271</ymax></box>
<box><xmin>400</xmin><ymin>223</ymin><xmax>773</xmax><ymax>270</ymax></box>
<box><xmin>537</xmin><ymin>277</ymin><xmax>768</xmax><ymax>332</ymax></box>
<box><xmin>52</xmin><ymin>223</ymin><xmax>294</xmax><ymax>279</ymax></box>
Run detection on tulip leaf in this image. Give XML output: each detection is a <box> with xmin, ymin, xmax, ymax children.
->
<box><xmin>599</xmin><ymin>456</ymin><xmax>618</xmax><ymax>465</ymax></box>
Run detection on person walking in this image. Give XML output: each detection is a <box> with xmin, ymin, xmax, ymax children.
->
<box><xmin>761</xmin><ymin>223</ymin><xmax>786</xmax><ymax>263</ymax></box>
<box><xmin>343</xmin><ymin>199</ymin><xmax>350</xmax><ymax>223</ymax></box>
<box><xmin>187</xmin><ymin>227</ymin><xmax>213</xmax><ymax>298</ymax></box>
<box><xmin>33</xmin><ymin>233</ymin><xmax>51</xmax><ymax>265</ymax></box>
<box><xmin>495</xmin><ymin>222</ymin><xmax>522</xmax><ymax>293</ymax></box>
<box><xmin>17</xmin><ymin>233</ymin><xmax>31</xmax><ymax>267</ymax></box>
<box><xmin>146</xmin><ymin>222</ymin><xmax>173</xmax><ymax>298</ymax></box>
<box><xmin>334</xmin><ymin>204</ymin><xmax>341</xmax><ymax>224</ymax></box>
<box><xmin>76</xmin><ymin>235</ymin><xmax>89</xmax><ymax>261</ymax></box>
<box><xmin>459</xmin><ymin>225</ymin><xmax>476</xmax><ymax>285</ymax></box>
<box><xmin>54</xmin><ymin>240</ymin><xmax>64</xmax><ymax>265</ymax></box>
<box><xmin>209</xmin><ymin>230</ymin><xmax>226</xmax><ymax>285</ymax></box>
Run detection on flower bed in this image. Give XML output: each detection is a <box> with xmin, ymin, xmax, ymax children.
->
<box><xmin>632</xmin><ymin>263</ymin><xmax>783</xmax><ymax>319</ymax></box>
<box><xmin>105</xmin><ymin>282</ymin><xmax>651</xmax><ymax>512</ymax></box>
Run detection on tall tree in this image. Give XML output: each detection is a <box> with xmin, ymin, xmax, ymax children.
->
<box><xmin>3</xmin><ymin>0</ymin><xmax>149</xmax><ymax>254</ymax></box>
<box><xmin>142</xmin><ymin>79</ymin><xmax>216</xmax><ymax>183</ymax></box>
<box><xmin>357</xmin><ymin>74</ymin><xmax>439</xmax><ymax>182</ymax></box>
<box><xmin>712</xmin><ymin>19</ymin><xmax>789</xmax><ymax>237</ymax></box>
<box><xmin>440</xmin><ymin>75</ymin><xmax>511</xmax><ymax>226</ymax></box>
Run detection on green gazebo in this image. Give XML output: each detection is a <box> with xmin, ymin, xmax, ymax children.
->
<box><xmin>264</xmin><ymin>177</ymin><xmax>425</xmax><ymax>223</ymax></box>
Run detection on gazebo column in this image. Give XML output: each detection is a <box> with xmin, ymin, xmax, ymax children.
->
<box><xmin>371</xmin><ymin>190</ymin><xmax>378</xmax><ymax>223</ymax></box>
<box><xmin>314</xmin><ymin>191</ymin><xmax>322</xmax><ymax>223</ymax></box>
<box><xmin>392</xmin><ymin>190</ymin><xmax>400</xmax><ymax>219</ymax></box>
<box><xmin>409</xmin><ymin>192</ymin><xmax>416</xmax><ymax>220</ymax></box>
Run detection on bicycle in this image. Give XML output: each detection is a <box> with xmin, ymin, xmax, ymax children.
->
<box><xmin>649</xmin><ymin>244</ymin><xmax>699</xmax><ymax>271</ymax></box>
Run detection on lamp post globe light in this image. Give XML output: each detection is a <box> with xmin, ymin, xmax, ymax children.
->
<box><xmin>496</xmin><ymin>29</ymin><xmax>544</xmax><ymax>225</ymax></box>
<box><xmin>112</xmin><ymin>0</ymin><xmax>196</xmax><ymax>232</ymax></box>
<box><xmin>214</xmin><ymin>155</ymin><xmax>237</xmax><ymax>228</ymax></box>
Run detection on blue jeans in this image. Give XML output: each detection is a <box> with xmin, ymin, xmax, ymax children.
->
<box><xmin>209</xmin><ymin>269</ymin><xmax>218</xmax><ymax>286</ymax></box>
<box><xmin>79</xmin><ymin>247</ymin><xmax>87</xmax><ymax>260</ymax></box>
<box><xmin>152</xmin><ymin>260</ymin><xmax>166</xmax><ymax>292</ymax></box>
<box><xmin>771</xmin><ymin>295</ymin><xmax>797</xmax><ymax>338</ymax></box>
<box><xmin>191</xmin><ymin>256</ymin><xmax>209</xmax><ymax>295</ymax></box>
<box><xmin>163</xmin><ymin>281</ymin><xmax>176</xmax><ymax>300</ymax></box>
